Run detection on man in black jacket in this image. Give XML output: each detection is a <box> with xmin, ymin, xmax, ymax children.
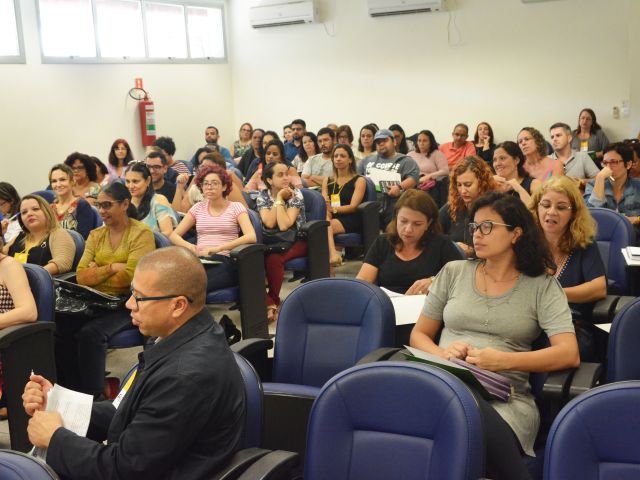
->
<box><xmin>23</xmin><ymin>246</ymin><xmax>245</xmax><ymax>479</ymax></box>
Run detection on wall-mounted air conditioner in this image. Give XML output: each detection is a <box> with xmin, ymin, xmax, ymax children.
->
<box><xmin>250</xmin><ymin>0</ymin><xmax>318</xmax><ymax>28</ymax></box>
<box><xmin>368</xmin><ymin>0</ymin><xmax>443</xmax><ymax>17</ymax></box>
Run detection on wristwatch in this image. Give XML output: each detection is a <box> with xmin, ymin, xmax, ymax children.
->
<box><xmin>332</xmin><ymin>207</ymin><xmax>338</xmax><ymax>214</ymax></box>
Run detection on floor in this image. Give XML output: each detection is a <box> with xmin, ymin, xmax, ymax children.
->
<box><xmin>0</xmin><ymin>259</ymin><xmax>362</xmax><ymax>448</ymax></box>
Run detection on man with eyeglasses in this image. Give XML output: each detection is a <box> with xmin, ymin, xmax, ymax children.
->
<box><xmin>284</xmin><ymin>118</ymin><xmax>306</xmax><ymax>163</ymax></box>
<box><xmin>23</xmin><ymin>246</ymin><xmax>246</xmax><ymax>479</ymax></box>
<box><xmin>146</xmin><ymin>150</ymin><xmax>176</xmax><ymax>203</ymax></box>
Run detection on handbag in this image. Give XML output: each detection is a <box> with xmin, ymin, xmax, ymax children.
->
<box><xmin>54</xmin><ymin>278</ymin><xmax>125</xmax><ymax>315</ymax></box>
<box><xmin>262</xmin><ymin>226</ymin><xmax>297</xmax><ymax>253</ymax></box>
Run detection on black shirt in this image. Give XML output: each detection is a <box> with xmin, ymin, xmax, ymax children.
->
<box><xmin>364</xmin><ymin>233</ymin><xmax>463</xmax><ymax>293</ymax></box>
<box><xmin>155</xmin><ymin>179</ymin><xmax>177</xmax><ymax>203</ymax></box>
<box><xmin>439</xmin><ymin>203</ymin><xmax>472</xmax><ymax>246</ymax></box>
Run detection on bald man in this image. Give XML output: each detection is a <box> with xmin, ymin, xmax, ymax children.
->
<box><xmin>23</xmin><ymin>247</ymin><xmax>245</xmax><ymax>479</ymax></box>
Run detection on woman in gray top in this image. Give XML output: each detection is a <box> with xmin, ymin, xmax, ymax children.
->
<box><xmin>410</xmin><ymin>192</ymin><xmax>579</xmax><ymax>480</ymax></box>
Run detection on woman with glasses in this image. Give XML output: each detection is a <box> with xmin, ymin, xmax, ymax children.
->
<box><xmin>170</xmin><ymin>165</ymin><xmax>256</xmax><ymax>291</ymax></box>
<box><xmin>0</xmin><ymin>182</ymin><xmax>21</xmax><ymax>243</ymax></box>
<box><xmin>4</xmin><ymin>195</ymin><xmax>75</xmax><ymax>276</ymax></box>
<box><xmin>64</xmin><ymin>152</ymin><xmax>100</xmax><ymax>202</ymax></box>
<box><xmin>232</xmin><ymin>122</ymin><xmax>253</xmax><ymax>159</ymax></box>
<box><xmin>55</xmin><ymin>182</ymin><xmax>155</xmax><ymax>397</ymax></box>
<box><xmin>411</xmin><ymin>192</ymin><xmax>579</xmax><ymax>480</ymax></box>
<box><xmin>49</xmin><ymin>164</ymin><xmax>94</xmax><ymax>239</ymax></box>
<box><xmin>440</xmin><ymin>156</ymin><xmax>497</xmax><ymax>256</ymax></box>
<box><xmin>125</xmin><ymin>163</ymin><xmax>177</xmax><ymax>237</ymax></box>
<box><xmin>585</xmin><ymin>143</ymin><xmax>640</xmax><ymax>225</ymax></box>
<box><xmin>531</xmin><ymin>176</ymin><xmax>606</xmax><ymax>360</ymax></box>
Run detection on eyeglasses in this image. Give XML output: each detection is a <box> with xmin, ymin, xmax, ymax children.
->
<box><xmin>95</xmin><ymin>200</ymin><xmax>122</xmax><ymax>210</ymax></box>
<box><xmin>145</xmin><ymin>164</ymin><xmax>163</xmax><ymax>170</ymax></box>
<box><xmin>71</xmin><ymin>166</ymin><xmax>86</xmax><ymax>171</ymax></box>
<box><xmin>602</xmin><ymin>159</ymin><xmax>624</xmax><ymax>167</ymax></box>
<box><xmin>202</xmin><ymin>180</ymin><xmax>222</xmax><ymax>189</ymax></box>
<box><xmin>240</xmin><ymin>128</ymin><xmax>252</xmax><ymax>132</ymax></box>
<box><xmin>538</xmin><ymin>201</ymin><xmax>572</xmax><ymax>212</ymax></box>
<box><xmin>468</xmin><ymin>220</ymin><xmax>513</xmax><ymax>236</ymax></box>
<box><xmin>129</xmin><ymin>289</ymin><xmax>194</xmax><ymax>309</ymax></box>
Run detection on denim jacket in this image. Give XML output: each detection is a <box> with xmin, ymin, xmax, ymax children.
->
<box><xmin>585</xmin><ymin>177</ymin><xmax>640</xmax><ymax>216</ymax></box>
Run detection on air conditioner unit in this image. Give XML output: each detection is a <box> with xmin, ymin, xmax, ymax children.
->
<box><xmin>250</xmin><ymin>0</ymin><xmax>318</xmax><ymax>28</ymax></box>
<box><xmin>368</xmin><ymin>0</ymin><xmax>443</xmax><ymax>17</ymax></box>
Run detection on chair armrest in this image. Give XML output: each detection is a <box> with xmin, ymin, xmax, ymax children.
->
<box><xmin>230</xmin><ymin>243</ymin><xmax>266</xmax><ymax>261</ymax></box>
<box><xmin>232</xmin><ymin>339</ymin><xmax>273</xmax><ymax>381</ymax></box>
<box><xmin>542</xmin><ymin>369</ymin><xmax>575</xmax><ymax>401</ymax></box>
<box><xmin>300</xmin><ymin>220</ymin><xmax>329</xmax><ymax>280</ymax></box>
<box><xmin>356</xmin><ymin>347</ymin><xmax>402</xmax><ymax>365</ymax></box>
<box><xmin>231</xmin><ymin>244</ymin><xmax>269</xmax><ymax>340</ymax></box>
<box><xmin>568</xmin><ymin>362</ymin><xmax>603</xmax><ymax>399</ymax></box>
<box><xmin>611</xmin><ymin>296</ymin><xmax>637</xmax><ymax>320</ymax></box>
<box><xmin>590</xmin><ymin>295</ymin><xmax>620</xmax><ymax>324</ymax></box>
<box><xmin>237</xmin><ymin>450</ymin><xmax>300</xmax><ymax>480</ymax></box>
<box><xmin>0</xmin><ymin>322</ymin><xmax>55</xmax><ymax>349</ymax></box>
<box><xmin>212</xmin><ymin>447</ymin><xmax>272</xmax><ymax>480</ymax></box>
<box><xmin>357</xmin><ymin>201</ymin><xmax>381</xmax><ymax>253</ymax></box>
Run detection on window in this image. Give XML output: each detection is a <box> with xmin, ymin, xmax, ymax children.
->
<box><xmin>36</xmin><ymin>0</ymin><xmax>226</xmax><ymax>63</ymax></box>
<box><xmin>0</xmin><ymin>0</ymin><xmax>25</xmax><ymax>63</ymax></box>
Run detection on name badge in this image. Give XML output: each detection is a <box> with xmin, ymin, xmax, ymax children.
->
<box><xmin>113</xmin><ymin>369</ymin><xmax>137</xmax><ymax>409</ymax></box>
<box><xmin>14</xmin><ymin>252</ymin><xmax>28</xmax><ymax>264</ymax></box>
<box><xmin>580</xmin><ymin>140</ymin><xmax>589</xmax><ymax>152</ymax></box>
<box><xmin>330</xmin><ymin>194</ymin><xmax>341</xmax><ymax>208</ymax></box>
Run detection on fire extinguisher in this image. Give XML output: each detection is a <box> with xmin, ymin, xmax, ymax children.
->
<box><xmin>129</xmin><ymin>80</ymin><xmax>156</xmax><ymax>147</ymax></box>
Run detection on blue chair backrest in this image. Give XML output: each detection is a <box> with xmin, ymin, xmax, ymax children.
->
<box><xmin>65</xmin><ymin>229</ymin><xmax>85</xmax><ymax>270</ymax></box>
<box><xmin>305</xmin><ymin>362</ymin><xmax>484</xmax><ymax>480</ymax></box>
<box><xmin>153</xmin><ymin>231</ymin><xmax>172</xmax><ymax>248</ymax></box>
<box><xmin>544</xmin><ymin>381</ymin><xmax>640</xmax><ymax>480</ymax></box>
<box><xmin>90</xmin><ymin>206</ymin><xmax>103</xmax><ymax>229</ymax></box>
<box><xmin>273</xmin><ymin>278</ymin><xmax>395</xmax><ymax>387</ymax></box>
<box><xmin>23</xmin><ymin>264</ymin><xmax>54</xmax><ymax>323</ymax></box>
<box><xmin>607</xmin><ymin>297</ymin><xmax>640</xmax><ymax>382</ymax></box>
<box><xmin>300</xmin><ymin>188</ymin><xmax>326</xmax><ymax>222</ymax></box>
<box><xmin>589</xmin><ymin>207</ymin><xmax>634</xmax><ymax>293</ymax></box>
<box><xmin>0</xmin><ymin>449</ymin><xmax>59</xmax><ymax>479</ymax></box>
<box><xmin>363</xmin><ymin>176</ymin><xmax>377</xmax><ymax>202</ymax></box>
<box><xmin>247</xmin><ymin>209</ymin><xmax>263</xmax><ymax>243</ymax></box>
<box><xmin>233</xmin><ymin>352</ymin><xmax>263</xmax><ymax>449</ymax></box>
<box><xmin>31</xmin><ymin>190</ymin><xmax>56</xmax><ymax>204</ymax></box>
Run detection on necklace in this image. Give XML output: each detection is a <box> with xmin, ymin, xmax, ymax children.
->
<box><xmin>554</xmin><ymin>252</ymin><xmax>571</xmax><ymax>279</ymax></box>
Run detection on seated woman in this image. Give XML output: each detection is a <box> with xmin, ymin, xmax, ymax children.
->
<box><xmin>292</xmin><ymin>132</ymin><xmax>319</xmax><ymax>175</ymax></box>
<box><xmin>175</xmin><ymin>152</ymin><xmax>248</xmax><ymax>212</ymax></box>
<box><xmin>232</xmin><ymin>122</ymin><xmax>253</xmax><ymax>159</ymax></box>
<box><xmin>474</xmin><ymin>121</ymin><xmax>496</xmax><ymax>166</ymax></box>
<box><xmin>357</xmin><ymin>189</ymin><xmax>461</xmax><ymax>295</ymax></box>
<box><xmin>107</xmin><ymin>138</ymin><xmax>134</xmax><ymax>181</ymax></box>
<box><xmin>125</xmin><ymin>163</ymin><xmax>177</xmax><ymax>237</ymax></box>
<box><xmin>0</xmin><ymin>182</ymin><xmax>21</xmax><ymax>243</ymax></box>
<box><xmin>518</xmin><ymin>127</ymin><xmax>558</xmax><ymax>182</ymax></box>
<box><xmin>245</xmin><ymin>130</ymin><xmax>278</xmax><ymax>183</ymax></box>
<box><xmin>411</xmin><ymin>192</ymin><xmax>579</xmax><ymax>480</ymax></box>
<box><xmin>237</xmin><ymin>129</ymin><xmax>265</xmax><ymax>177</ymax></box>
<box><xmin>257</xmin><ymin>162</ymin><xmax>307</xmax><ymax>322</ymax></box>
<box><xmin>492</xmin><ymin>141</ymin><xmax>539</xmax><ymax>204</ymax></box>
<box><xmin>49</xmin><ymin>164</ymin><xmax>94</xmax><ymax>239</ymax></box>
<box><xmin>408</xmin><ymin>130</ymin><xmax>449</xmax><ymax>192</ymax></box>
<box><xmin>531</xmin><ymin>176</ymin><xmax>606</xmax><ymax>360</ymax></box>
<box><xmin>572</xmin><ymin>108</ymin><xmax>609</xmax><ymax>162</ymax></box>
<box><xmin>585</xmin><ymin>143</ymin><xmax>640</xmax><ymax>226</ymax></box>
<box><xmin>354</xmin><ymin>124</ymin><xmax>378</xmax><ymax>163</ymax></box>
<box><xmin>55</xmin><ymin>182</ymin><xmax>155</xmax><ymax>397</ymax></box>
<box><xmin>336</xmin><ymin>125</ymin><xmax>354</xmax><ymax>150</ymax></box>
<box><xmin>322</xmin><ymin>144</ymin><xmax>366</xmax><ymax>266</ymax></box>
<box><xmin>4</xmin><ymin>195</ymin><xmax>75</xmax><ymax>276</ymax></box>
<box><xmin>245</xmin><ymin>140</ymin><xmax>301</xmax><ymax>191</ymax></box>
<box><xmin>439</xmin><ymin>156</ymin><xmax>497</xmax><ymax>256</ymax></box>
<box><xmin>170</xmin><ymin>165</ymin><xmax>256</xmax><ymax>292</ymax></box>
<box><xmin>389</xmin><ymin>123</ymin><xmax>414</xmax><ymax>154</ymax></box>
<box><xmin>64</xmin><ymin>152</ymin><xmax>100</xmax><ymax>202</ymax></box>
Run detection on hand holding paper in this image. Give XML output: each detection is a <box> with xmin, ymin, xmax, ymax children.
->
<box><xmin>22</xmin><ymin>374</ymin><xmax>53</xmax><ymax>416</ymax></box>
<box><xmin>466</xmin><ymin>346</ymin><xmax>507</xmax><ymax>372</ymax></box>
<box><xmin>28</xmin><ymin>411</ymin><xmax>63</xmax><ymax>448</ymax></box>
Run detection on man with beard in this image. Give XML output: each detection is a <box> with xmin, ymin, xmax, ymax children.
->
<box><xmin>302</xmin><ymin>127</ymin><xmax>336</xmax><ymax>187</ymax></box>
<box><xmin>284</xmin><ymin>118</ymin><xmax>306</xmax><ymax>163</ymax></box>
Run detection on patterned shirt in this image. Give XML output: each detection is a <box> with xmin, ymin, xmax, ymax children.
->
<box><xmin>188</xmin><ymin>201</ymin><xmax>247</xmax><ymax>256</ymax></box>
<box><xmin>255</xmin><ymin>188</ymin><xmax>306</xmax><ymax>229</ymax></box>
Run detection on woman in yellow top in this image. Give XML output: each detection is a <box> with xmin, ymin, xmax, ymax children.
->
<box><xmin>55</xmin><ymin>182</ymin><xmax>155</xmax><ymax>397</ymax></box>
<box><xmin>3</xmin><ymin>195</ymin><xmax>75</xmax><ymax>276</ymax></box>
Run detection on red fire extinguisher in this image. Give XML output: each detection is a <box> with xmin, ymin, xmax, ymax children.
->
<box><xmin>130</xmin><ymin>79</ymin><xmax>156</xmax><ymax>147</ymax></box>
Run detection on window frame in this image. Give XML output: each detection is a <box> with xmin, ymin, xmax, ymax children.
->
<box><xmin>0</xmin><ymin>0</ymin><xmax>26</xmax><ymax>64</ymax></box>
<box><xmin>36</xmin><ymin>0</ymin><xmax>227</xmax><ymax>64</ymax></box>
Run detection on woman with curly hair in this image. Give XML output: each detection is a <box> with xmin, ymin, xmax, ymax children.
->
<box><xmin>411</xmin><ymin>192</ymin><xmax>579</xmax><ymax>480</ymax></box>
<box><xmin>64</xmin><ymin>152</ymin><xmax>100</xmax><ymax>202</ymax></box>
<box><xmin>517</xmin><ymin>127</ymin><xmax>558</xmax><ymax>182</ymax></box>
<box><xmin>439</xmin><ymin>156</ymin><xmax>497</xmax><ymax>256</ymax></box>
<box><xmin>532</xmin><ymin>177</ymin><xmax>606</xmax><ymax>359</ymax></box>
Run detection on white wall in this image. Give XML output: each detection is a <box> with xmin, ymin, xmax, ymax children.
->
<box><xmin>1</xmin><ymin>0</ymin><xmax>234</xmax><ymax>194</ymax></box>
<box><xmin>228</xmin><ymin>0</ymin><xmax>639</xmax><ymax>144</ymax></box>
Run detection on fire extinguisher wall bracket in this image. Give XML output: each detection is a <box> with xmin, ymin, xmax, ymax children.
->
<box><xmin>138</xmin><ymin>98</ymin><xmax>156</xmax><ymax>147</ymax></box>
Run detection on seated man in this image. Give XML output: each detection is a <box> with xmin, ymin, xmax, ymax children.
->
<box><xmin>550</xmin><ymin>122</ymin><xmax>600</xmax><ymax>185</ymax></box>
<box><xmin>145</xmin><ymin>150</ymin><xmax>177</xmax><ymax>202</ymax></box>
<box><xmin>190</xmin><ymin>126</ymin><xmax>233</xmax><ymax>165</ymax></box>
<box><xmin>302</xmin><ymin>127</ymin><xmax>335</xmax><ymax>187</ymax></box>
<box><xmin>24</xmin><ymin>247</ymin><xmax>245</xmax><ymax>479</ymax></box>
<box><xmin>153</xmin><ymin>136</ymin><xmax>191</xmax><ymax>177</ymax></box>
<box><xmin>439</xmin><ymin>123</ymin><xmax>476</xmax><ymax>168</ymax></box>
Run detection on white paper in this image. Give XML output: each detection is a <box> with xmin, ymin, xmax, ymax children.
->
<box><xmin>380</xmin><ymin>287</ymin><xmax>426</xmax><ymax>325</ymax></box>
<box><xmin>367</xmin><ymin>168</ymin><xmax>401</xmax><ymax>186</ymax></box>
<box><xmin>32</xmin><ymin>384</ymin><xmax>93</xmax><ymax>461</ymax></box>
<box><xmin>621</xmin><ymin>248</ymin><xmax>640</xmax><ymax>266</ymax></box>
<box><xmin>595</xmin><ymin>323</ymin><xmax>611</xmax><ymax>333</ymax></box>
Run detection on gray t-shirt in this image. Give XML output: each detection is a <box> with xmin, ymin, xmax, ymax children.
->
<box><xmin>357</xmin><ymin>153</ymin><xmax>420</xmax><ymax>186</ymax></box>
<box><xmin>421</xmin><ymin>259</ymin><xmax>574</xmax><ymax>455</ymax></box>
<box><xmin>302</xmin><ymin>153</ymin><xmax>333</xmax><ymax>178</ymax></box>
<box><xmin>551</xmin><ymin>151</ymin><xmax>600</xmax><ymax>178</ymax></box>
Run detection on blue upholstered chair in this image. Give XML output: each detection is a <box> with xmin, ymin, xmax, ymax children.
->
<box><xmin>334</xmin><ymin>176</ymin><xmax>380</xmax><ymax>256</ymax></box>
<box><xmin>607</xmin><ymin>297</ymin><xmax>640</xmax><ymax>382</ymax></box>
<box><xmin>544</xmin><ymin>381</ymin><xmax>640</xmax><ymax>480</ymax></box>
<box><xmin>234</xmin><ymin>278</ymin><xmax>395</xmax><ymax>469</ymax></box>
<box><xmin>65</xmin><ymin>229</ymin><xmax>85</xmax><ymax>270</ymax></box>
<box><xmin>589</xmin><ymin>207</ymin><xmax>634</xmax><ymax>294</ymax></box>
<box><xmin>0</xmin><ymin>450</ymin><xmax>59</xmax><ymax>479</ymax></box>
<box><xmin>31</xmin><ymin>190</ymin><xmax>56</xmax><ymax>203</ymax></box>
<box><xmin>239</xmin><ymin>362</ymin><xmax>484</xmax><ymax>480</ymax></box>
<box><xmin>89</xmin><ymin>206</ymin><xmax>103</xmax><ymax>229</ymax></box>
<box><xmin>1</xmin><ymin>264</ymin><xmax>56</xmax><ymax>452</ymax></box>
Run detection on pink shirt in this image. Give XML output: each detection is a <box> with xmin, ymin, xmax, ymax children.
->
<box><xmin>439</xmin><ymin>141</ymin><xmax>476</xmax><ymax>168</ymax></box>
<box><xmin>188</xmin><ymin>200</ymin><xmax>247</xmax><ymax>256</ymax></box>
<box><xmin>408</xmin><ymin>150</ymin><xmax>449</xmax><ymax>178</ymax></box>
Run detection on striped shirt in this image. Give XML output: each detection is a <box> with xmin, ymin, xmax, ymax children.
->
<box><xmin>170</xmin><ymin>161</ymin><xmax>191</xmax><ymax>175</ymax></box>
<box><xmin>188</xmin><ymin>200</ymin><xmax>247</xmax><ymax>256</ymax></box>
